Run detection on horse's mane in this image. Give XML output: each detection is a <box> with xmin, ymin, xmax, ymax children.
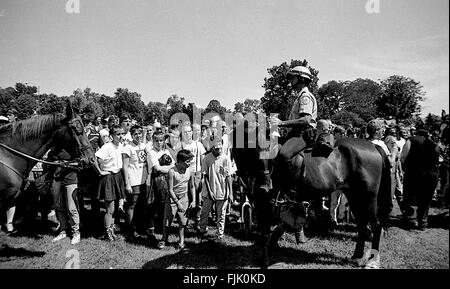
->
<box><xmin>0</xmin><ymin>114</ymin><xmax>65</xmax><ymax>142</ymax></box>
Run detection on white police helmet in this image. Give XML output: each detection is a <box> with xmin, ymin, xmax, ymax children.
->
<box><xmin>288</xmin><ymin>66</ymin><xmax>312</xmax><ymax>80</ymax></box>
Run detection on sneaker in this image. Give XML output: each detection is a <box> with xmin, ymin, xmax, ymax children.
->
<box><xmin>104</xmin><ymin>228</ymin><xmax>115</xmax><ymax>242</ymax></box>
<box><xmin>110</xmin><ymin>224</ymin><xmax>119</xmax><ymax>239</ymax></box>
<box><xmin>157</xmin><ymin>241</ymin><xmax>166</xmax><ymax>249</ymax></box>
<box><xmin>417</xmin><ymin>223</ymin><xmax>427</xmax><ymax>231</ymax></box>
<box><xmin>295</xmin><ymin>229</ymin><xmax>307</xmax><ymax>244</ymax></box>
<box><xmin>52</xmin><ymin>231</ymin><xmax>67</xmax><ymax>242</ymax></box>
<box><xmin>215</xmin><ymin>235</ymin><xmax>225</xmax><ymax>244</ymax></box>
<box><xmin>71</xmin><ymin>232</ymin><xmax>81</xmax><ymax>245</ymax></box>
<box><xmin>176</xmin><ymin>243</ymin><xmax>190</xmax><ymax>254</ymax></box>
<box><xmin>364</xmin><ymin>249</ymin><xmax>380</xmax><ymax>269</ymax></box>
<box><xmin>6</xmin><ymin>222</ymin><xmax>16</xmax><ymax>234</ymax></box>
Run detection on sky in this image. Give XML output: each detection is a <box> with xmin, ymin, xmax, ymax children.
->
<box><xmin>0</xmin><ymin>0</ymin><xmax>448</xmax><ymax>117</ymax></box>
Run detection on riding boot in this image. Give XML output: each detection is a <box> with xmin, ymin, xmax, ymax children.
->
<box><xmin>259</xmin><ymin>171</ymin><xmax>272</xmax><ymax>193</ymax></box>
<box><xmin>268</xmin><ymin>225</ymin><xmax>285</xmax><ymax>253</ymax></box>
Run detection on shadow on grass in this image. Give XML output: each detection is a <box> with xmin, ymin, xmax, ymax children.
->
<box><xmin>388</xmin><ymin>209</ymin><xmax>449</xmax><ymax>231</ymax></box>
<box><xmin>141</xmin><ymin>237</ymin><xmax>352</xmax><ymax>269</ymax></box>
<box><xmin>0</xmin><ymin>244</ymin><xmax>46</xmax><ymax>259</ymax></box>
<box><xmin>427</xmin><ymin>209</ymin><xmax>449</xmax><ymax>230</ymax></box>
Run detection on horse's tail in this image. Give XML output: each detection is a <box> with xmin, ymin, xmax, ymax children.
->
<box><xmin>375</xmin><ymin>147</ymin><xmax>393</xmax><ymax>228</ymax></box>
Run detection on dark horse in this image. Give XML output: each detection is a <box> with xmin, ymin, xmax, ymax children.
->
<box><xmin>231</xmin><ymin>115</ymin><xmax>392</xmax><ymax>269</ymax></box>
<box><xmin>0</xmin><ymin>102</ymin><xmax>96</xmax><ymax>209</ymax></box>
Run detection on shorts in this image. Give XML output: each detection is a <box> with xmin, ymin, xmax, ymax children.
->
<box><xmin>163</xmin><ymin>194</ymin><xmax>188</xmax><ymax>227</ymax></box>
<box><xmin>129</xmin><ymin>184</ymin><xmax>146</xmax><ymax>196</ymax></box>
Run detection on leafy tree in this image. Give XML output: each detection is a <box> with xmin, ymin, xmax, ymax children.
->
<box><xmin>38</xmin><ymin>94</ymin><xmax>67</xmax><ymax>115</ymax></box>
<box><xmin>424</xmin><ymin>113</ymin><xmax>441</xmax><ymax>132</ymax></box>
<box><xmin>97</xmin><ymin>94</ymin><xmax>115</xmax><ymax>117</ymax></box>
<box><xmin>166</xmin><ymin>94</ymin><xmax>187</xmax><ymax>124</ymax></box>
<box><xmin>14</xmin><ymin>82</ymin><xmax>38</xmax><ymax>97</ymax></box>
<box><xmin>4</xmin><ymin>83</ymin><xmax>39</xmax><ymax>119</ymax></box>
<box><xmin>69</xmin><ymin>88</ymin><xmax>103</xmax><ymax>117</ymax></box>
<box><xmin>317</xmin><ymin>80</ymin><xmax>347</xmax><ymax>120</ymax></box>
<box><xmin>113</xmin><ymin>88</ymin><xmax>146</xmax><ymax>122</ymax></box>
<box><xmin>146</xmin><ymin>101</ymin><xmax>168</xmax><ymax>125</ymax></box>
<box><xmin>14</xmin><ymin>94</ymin><xmax>38</xmax><ymax>120</ymax></box>
<box><xmin>377</xmin><ymin>75</ymin><xmax>425</xmax><ymax>122</ymax></box>
<box><xmin>331</xmin><ymin>111</ymin><xmax>366</xmax><ymax>128</ymax></box>
<box><xmin>234</xmin><ymin>98</ymin><xmax>262</xmax><ymax>114</ymax></box>
<box><xmin>344</xmin><ymin>78</ymin><xmax>380</xmax><ymax>122</ymax></box>
<box><xmin>317</xmin><ymin>78</ymin><xmax>380</xmax><ymax>122</ymax></box>
<box><xmin>204</xmin><ymin>99</ymin><xmax>227</xmax><ymax>120</ymax></box>
<box><xmin>261</xmin><ymin>59</ymin><xmax>319</xmax><ymax>120</ymax></box>
<box><xmin>0</xmin><ymin>87</ymin><xmax>15</xmax><ymax>115</ymax></box>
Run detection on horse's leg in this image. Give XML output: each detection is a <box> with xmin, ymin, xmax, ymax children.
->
<box><xmin>253</xmin><ymin>186</ymin><xmax>272</xmax><ymax>240</ymax></box>
<box><xmin>366</xmin><ymin>196</ymin><xmax>382</xmax><ymax>269</ymax></box>
<box><xmin>268</xmin><ymin>222</ymin><xmax>286</xmax><ymax>254</ymax></box>
<box><xmin>347</xmin><ymin>191</ymin><xmax>367</xmax><ymax>265</ymax></box>
<box><xmin>263</xmin><ymin>222</ymin><xmax>287</xmax><ymax>267</ymax></box>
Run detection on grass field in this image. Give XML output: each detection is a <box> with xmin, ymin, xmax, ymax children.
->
<box><xmin>0</xmin><ymin>202</ymin><xmax>448</xmax><ymax>269</ymax></box>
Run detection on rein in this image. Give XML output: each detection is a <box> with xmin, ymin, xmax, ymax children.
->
<box><xmin>0</xmin><ymin>142</ymin><xmax>81</xmax><ymax>169</ymax></box>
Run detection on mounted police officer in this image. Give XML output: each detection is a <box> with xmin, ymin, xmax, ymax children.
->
<box><xmin>269</xmin><ymin>65</ymin><xmax>317</xmax><ymax>195</ymax></box>
<box><xmin>252</xmin><ymin>65</ymin><xmax>317</xmax><ymax>246</ymax></box>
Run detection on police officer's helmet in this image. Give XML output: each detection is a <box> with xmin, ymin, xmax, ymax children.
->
<box><xmin>287</xmin><ymin>66</ymin><xmax>312</xmax><ymax>80</ymax></box>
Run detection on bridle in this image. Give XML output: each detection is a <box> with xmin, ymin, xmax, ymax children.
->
<box><xmin>0</xmin><ymin>117</ymin><xmax>92</xmax><ymax>180</ymax></box>
<box><xmin>67</xmin><ymin>118</ymin><xmax>94</xmax><ymax>157</ymax></box>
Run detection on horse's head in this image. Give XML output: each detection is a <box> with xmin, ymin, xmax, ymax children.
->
<box><xmin>54</xmin><ymin>101</ymin><xmax>97</xmax><ymax>168</ymax></box>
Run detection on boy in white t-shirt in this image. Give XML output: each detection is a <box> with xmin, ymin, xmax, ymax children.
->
<box><xmin>145</xmin><ymin>131</ymin><xmax>174</xmax><ymax>245</ymax></box>
<box><xmin>198</xmin><ymin>140</ymin><xmax>231</xmax><ymax>241</ymax></box>
<box><xmin>122</xmin><ymin>125</ymin><xmax>148</xmax><ymax>240</ymax></box>
<box><xmin>180</xmin><ymin>124</ymin><xmax>206</xmax><ymax>230</ymax></box>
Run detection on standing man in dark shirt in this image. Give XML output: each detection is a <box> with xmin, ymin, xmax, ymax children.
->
<box><xmin>400</xmin><ymin>126</ymin><xmax>440</xmax><ymax>230</ymax></box>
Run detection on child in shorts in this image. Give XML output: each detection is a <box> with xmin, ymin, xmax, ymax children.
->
<box><xmin>157</xmin><ymin>149</ymin><xmax>196</xmax><ymax>251</ymax></box>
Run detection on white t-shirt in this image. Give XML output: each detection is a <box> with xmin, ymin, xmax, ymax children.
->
<box><xmin>371</xmin><ymin>139</ymin><xmax>390</xmax><ymax>156</ymax></box>
<box><xmin>147</xmin><ymin>148</ymin><xmax>174</xmax><ymax>172</ymax></box>
<box><xmin>181</xmin><ymin>140</ymin><xmax>206</xmax><ymax>173</ymax></box>
<box><xmin>99</xmin><ymin>128</ymin><xmax>110</xmax><ymax>145</ymax></box>
<box><xmin>201</xmin><ymin>152</ymin><xmax>231</xmax><ymax>200</ymax></box>
<box><xmin>145</xmin><ymin>141</ymin><xmax>153</xmax><ymax>152</ymax></box>
<box><xmin>123</xmin><ymin>142</ymin><xmax>148</xmax><ymax>186</ymax></box>
<box><xmin>123</xmin><ymin>132</ymin><xmax>133</xmax><ymax>145</ymax></box>
<box><xmin>395</xmin><ymin>138</ymin><xmax>406</xmax><ymax>153</ymax></box>
<box><xmin>95</xmin><ymin>142</ymin><xmax>123</xmax><ymax>173</ymax></box>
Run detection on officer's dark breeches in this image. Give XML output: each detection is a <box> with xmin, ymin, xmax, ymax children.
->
<box><xmin>278</xmin><ymin>137</ymin><xmax>305</xmax><ymax>190</ymax></box>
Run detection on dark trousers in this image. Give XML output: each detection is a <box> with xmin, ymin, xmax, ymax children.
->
<box><xmin>403</xmin><ymin>172</ymin><xmax>439</xmax><ymax>227</ymax></box>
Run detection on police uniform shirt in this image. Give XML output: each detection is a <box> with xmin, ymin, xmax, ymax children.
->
<box><xmin>289</xmin><ymin>86</ymin><xmax>317</xmax><ymax>122</ymax></box>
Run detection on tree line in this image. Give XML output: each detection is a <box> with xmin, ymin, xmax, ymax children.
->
<box><xmin>0</xmin><ymin>58</ymin><xmax>442</xmax><ymax>130</ymax></box>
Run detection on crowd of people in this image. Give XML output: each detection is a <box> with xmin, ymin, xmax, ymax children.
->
<box><xmin>2</xmin><ymin>109</ymin><xmax>446</xmax><ymax>250</ymax></box>
<box><xmin>3</xmin><ymin>112</ymin><xmax>240</xmax><ymax>250</ymax></box>
<box><xmin>1</xmin><ymin>67</ymin><xmax>447</xmax><ymax>252</ymax></box>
